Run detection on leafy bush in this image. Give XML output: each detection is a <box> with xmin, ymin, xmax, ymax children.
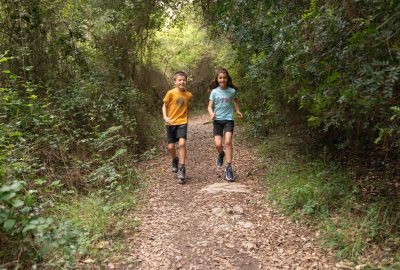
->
<box><xmin>0</xmin><ymin>56</ymin><xmax>84</xmax><ymax>268</ymax></box>
<box><xmin>0</xmin><ymin>0</ymin><xmax>191</xmax><ymax>267</ymax></box>
<box><xmin>260</xmin><ymin>131</ymin><xmax>400</xmax><ymax>265</ymax></box>
<box><xmin>199</xmin><ymin>0</ymin><xmax>400</xmax><ymax>153</ymax></box>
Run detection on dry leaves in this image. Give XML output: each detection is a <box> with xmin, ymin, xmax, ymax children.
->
<box><xmin>108</xmin><ymin>115</ymin><xmax>343</xmax><ymax>269</ymax></box>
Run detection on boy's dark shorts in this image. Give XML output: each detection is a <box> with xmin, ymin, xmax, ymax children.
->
<box><xmin>213</xmin><ymin>120</ymin><xmax>234</xmax><ymax>137</ymax></box>
<box><xmin>166</xmin><ymin>124</ymin><xmax>188</xmax><ymax>144</ymax></box>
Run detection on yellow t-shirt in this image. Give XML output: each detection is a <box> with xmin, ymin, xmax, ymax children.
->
<box><xmin>163</xmin><ymin>88</ymin><xmax>193</xmax><ymax>125</ymax></box>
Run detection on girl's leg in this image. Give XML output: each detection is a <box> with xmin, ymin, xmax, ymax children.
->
<box><xmin>214</xmin><ymin>135</ymin><xmax>223</xmax><ymax>153</ymax></box>
<box><xmin>178</xmin><ymin>138</ymin><xmax>186</xmax><ymax>165</ymax></box>
<box><xmin>167</xmin><ymin>143</ymin><xmax>176</xmax><ymax>159</ymax></box>
<box><xmin>224</xmin><ymin>132</ymin><xmax>233</xmax><ymax>163</ymax></box>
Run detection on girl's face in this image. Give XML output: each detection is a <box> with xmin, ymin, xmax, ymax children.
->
<box><xmin>217</xmin><ymin>72</ymin><xmax>228</xmax><ymax>89</ymax></box>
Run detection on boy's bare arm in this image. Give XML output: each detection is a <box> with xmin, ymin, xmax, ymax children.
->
<box><xmin>208</xmin><ymin>100</ymin><xmax>216</xmax><ymax>120</ymax></box>
<box><xmin>233</xmin><ymin>99</ymin><xmax>243</xmax><ymax>118</ymax></box>
<box><xmin>162</xmin><ymin>103</ymin><xmax>172</xmax><ymax>124</ymax></box>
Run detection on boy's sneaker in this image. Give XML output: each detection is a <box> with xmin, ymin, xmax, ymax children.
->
<box><xmin>225</xmin><ymin>165</ymin><xmax>235</xmax><ymax>182</ymax></box>
<box><xmin>177</xmin><ymin>166</ymin><xmax>186</xmax><ymax>183</ymax></box>
<box><xmin>216</xmin><ymin>151</ymin><xmax>225</xmax><ymax>168</ymax></box>
<box><xmin>171</xmin><ymin>157</ymin><xmax>179</xmax><ymax>173</ymax></box>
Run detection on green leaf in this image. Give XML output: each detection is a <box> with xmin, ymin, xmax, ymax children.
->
<box><xmin>39</xmin><ymin>246</ymin><xmax>50</xmax><ymax>256</ymax></box>
<box><xmin>25</xmin><ymin>195</ymin><xmax>35</xmax><ymax>206</ymax></box>
<box><xmin>49</xmin><ymin>180</ymin><xmax>62</xmax><ymax>188</ymax></box>
<box><xmin>11</xmin><ymin>199</ymin><xmax>24</xmax><ymax>208</ymax></box>
<box><xmin>108</xmin><ymin>148</ymin><xmax>127</xmax><ymax>161</ymax></box>
<box><xmin>10</xmin><ymin>132</ymin><xmax>22</xmax><ymax>137</ymax></box>
<box><xmin>3</xmin><ymin>219</ymin><xmax>16</xmax><ymax>230</ymax></box>
<box><xmin>0</xmin><ymin>209</ymin><xmax>9</xmax><ymax>219</ymax></box>
<box><xmin>34</xmin><ymin>179</ymin><xmax>47</xmax><ymax>186</ymax></box>
<box><xmin>0</xmin><ymin>191</ymin><xmax>16</xmax><ymax>201</ymax></box>
<box><xmin>0</xmin><ymin>182</ymin><xmax>22</xmax><ymax>193</ymax></box>
<box><xmin>22</xmin><ymin>224</ymin><xmax>37</xmax><ymax>233</ymax></box>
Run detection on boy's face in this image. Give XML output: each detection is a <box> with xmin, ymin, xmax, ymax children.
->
<box><xmin>174</xmin><ymin>75</ymin><xmax>187</xmax><ymax>91</ymax></box>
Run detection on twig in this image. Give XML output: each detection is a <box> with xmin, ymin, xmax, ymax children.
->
<box><xmin>0</xmin><ymin>260</ymin><xmax>18</xmax><ymax>268</ymax></box>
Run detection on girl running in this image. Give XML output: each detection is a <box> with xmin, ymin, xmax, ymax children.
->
<box><xmin>207</xmin><ymin>68</ymin><xmax>242</xmax><ymax>181</ymax></box>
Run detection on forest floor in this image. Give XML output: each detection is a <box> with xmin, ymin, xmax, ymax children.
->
<box><xmin>107</xmin><ymin>114</ymin><xmax>347</xmax><ymax>270</ymax></box>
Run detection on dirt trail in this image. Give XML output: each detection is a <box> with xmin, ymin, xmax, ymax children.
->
<box><xmin>110</xmin><ymin>114</ymin><xmax>340</xmax><ymax>270</ymax></box>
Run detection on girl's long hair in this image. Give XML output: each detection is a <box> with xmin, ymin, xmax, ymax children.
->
<box><xmin>208</xmin><ymin>68</ymin><xmax>238</xmax><ymax>92</ymax></box>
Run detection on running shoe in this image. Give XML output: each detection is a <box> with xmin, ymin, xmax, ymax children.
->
<box><xmin>177</xmin><ymin>166</ymin><xmax>186</xmax><ymax>183</ymax></box>
<box><xmin>225</xmin><ymin>165</ymin><xmax>235</xmax><ymax>182</ymax></box>
<box><xmin>171</xmin><ymin>157</ymin><xmax>179</xmax><ymax>173</ymax></box>
<box><xmin>216</xmin><ymin>151</ymin><xmax>225</xmax><ymax>168</ymax></box>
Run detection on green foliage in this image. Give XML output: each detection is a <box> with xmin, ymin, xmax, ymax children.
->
<box><xmin>260</xmin><ymin>131</ymin><xmax>400</xmax><ymax>266</ymax></box>
<box><xmin>0</xmin><ymin>58</ymin><xmax>84</xmax><ymax>268</ymax></box>
<box><xmin>0</xmin><ymin>0</ymin><xmax>183</xmax><ymax>267</ymax></box>
<box><xmin>263</xmin><ymin>144</ymin><xmax>357</xmax><ymax>219</ymax></box>
<box><xmin>200</xmin><ymin>0</ymin><xmax>400</xmax><ymax>152</ymax></box>
<box><xmin>150</xmin><ymin>4</ymin><xmax>234</xmax><ymax>107</ymax></box>
<box><xmin>54</xmin><ymin>181</ymin><xmax>141</xmax><ymax>249</ymax></box>
<box><xmin>323</xmin><ymin>201</ymin><xmax>400</xmax><ymax>263</ymax></box>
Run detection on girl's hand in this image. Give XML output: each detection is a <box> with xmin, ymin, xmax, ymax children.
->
<box><xmin>236</xmin><ymin>111</ymin><xmax>243</xmax><ymax>118</ymax></box>
<box><xmin>164</xmin><ymin>116</ymin><xmax>172</xmax><ymax>125</ymax></box>
<box><xmin>210</xmin><ymin>112</ymin><xmax>216</xmax><ymax>120</ymax></box>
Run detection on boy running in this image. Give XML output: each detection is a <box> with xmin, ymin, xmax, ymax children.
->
<box><xmin>162</xmin><ymin>71</ymin><xmax>193</xmax><ymax>183</ymax></box>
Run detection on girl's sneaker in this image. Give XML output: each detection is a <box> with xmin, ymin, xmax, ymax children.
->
<box><xmin>171</xmin><ymin>157</ymin><xmax>179</xmax><ymax>173</ymax></box>
<box><xmin>177</xmin><ymin>166</ymin><xmax>186</xmax><ymax>183</ymax></box>
<box><xmin>216</xmin><ymin>151</ymin><xmax>225</xmax><ymax>167</ymax></box>
<box><xmin>225</xmin><ymin>165</ymin><xmax>235</xmax><ymax>182</ymax></box>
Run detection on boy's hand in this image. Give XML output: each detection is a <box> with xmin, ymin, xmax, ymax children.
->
<box><xmin>164</xmin><ymin>116</ymin><xmax>172</xmax><ymax>125</ymax></box>
<box><xmin>236</xmin><ymin>111</ymin><xmax>243</xmax><ymax>118</ymax></box>
<box><xmin>209</xmin><ymin>112</ymin><xmax>216</xmax><ymax>120</ymax></box>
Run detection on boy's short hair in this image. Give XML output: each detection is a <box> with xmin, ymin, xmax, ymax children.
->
<box><xmin>173</xmin><ymin>71</ymin><xmax>187</xmax><ymax>80</ymax></box>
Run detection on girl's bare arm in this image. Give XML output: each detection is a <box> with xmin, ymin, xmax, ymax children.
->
<box><xmin>233</xmin><ymin>99</ymin><xmax>243</xmax><ymax>118</ymax></box>
<box><xmin>208</xmin><ymin>100</ymin><xmax>216</xmax><ymax>120</ymax></box>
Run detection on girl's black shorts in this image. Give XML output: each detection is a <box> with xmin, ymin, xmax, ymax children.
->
<box><xmin>213</xmin><ymin>120</ymin><xmax>234</xmax><ymax>137</ymax></box>
<box><xmin>166</xmin><ymin>124</ymin><xmax>188</xmax><ymax>144</ymax></box>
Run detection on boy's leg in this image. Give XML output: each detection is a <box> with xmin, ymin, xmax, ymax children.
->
<box><xmin>167</xmin><ymin>143</ymin><xmax>176</xmax><ymax>159</ymax></box>
<box><xmin>176</xmin><ymin>125</ymin><xmax>188</xmax><ymax>182</ymax></box>
<box><xmin>167</xmin><ymin>125</ymin><xmax>179</xmax><ymax>172</ymax></box>
<box><xmin>168</xmin><ymin>143</ymin><xmax>179</xmax><ymax>172</ymax></box>
<box><xmin>178</xmin><ymin>138</ymin><xmax>186</xmax><ymax>165</ymax></box>
<box><xmin>176</xmin><ymin>124</ymin><xmax>188</xmax><ymax>165</ymax></box>
<box><xmin>177</xmin><ymin>139</ymin><xmax>186</xmax><ymax>182</ymax></box>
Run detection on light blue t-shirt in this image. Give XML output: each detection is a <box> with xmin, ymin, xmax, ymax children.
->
<box><xmin>209</xmin><ymin>86</ymin><xmax>236</xmax><ymax>121</ymax></box>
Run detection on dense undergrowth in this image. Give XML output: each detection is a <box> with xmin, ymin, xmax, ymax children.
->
<box><xmin>199</xmin><ymin>0</ymin><xmax>400</xmax><ymax>155</ymax></box>
<box><xmin>199</xmin><ymin>1</ymin><xmax>400</xmax><ymax>267</ymax></box>
<box><xmin>0</xmin><ymin>55</ymin><xmax>157</xmax><ymax>268</ymax></box>
<box><xmin>0</xmin><ymin>0</ymin><xmax>167</xmax><ymax>268</ymax></box>
<box><xmin>258</xmin><ymin>128</ymin><xmax>400</xmax><ymax>269</ymax></box>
